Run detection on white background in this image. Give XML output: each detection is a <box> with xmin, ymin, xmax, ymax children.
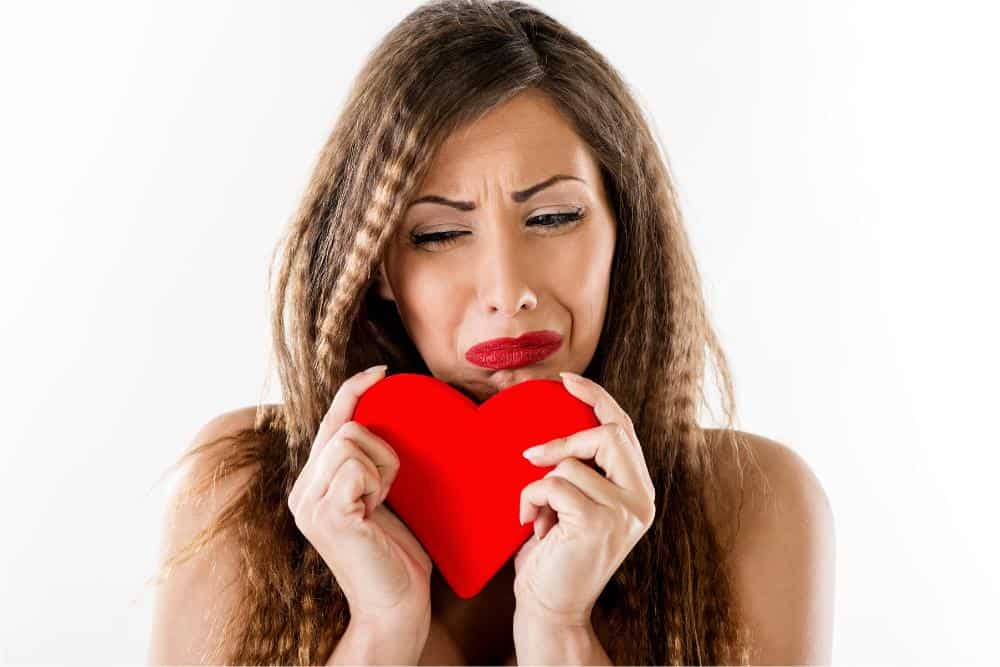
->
<box><xmin>1</xmin><ymin>1</ymin><xmax>997</xmax><ymax>664</ymax></box>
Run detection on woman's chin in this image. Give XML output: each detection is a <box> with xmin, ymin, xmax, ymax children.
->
<box><xmin>472</xmin><ymin>365</ymin><xmax>559</xmax><ymax>396</ymax></box>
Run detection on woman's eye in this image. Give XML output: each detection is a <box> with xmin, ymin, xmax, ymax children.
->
<box><xmin>410</xmin><ymin>208</ymin><xmax>584</xmax><ymax>249</ymax></box>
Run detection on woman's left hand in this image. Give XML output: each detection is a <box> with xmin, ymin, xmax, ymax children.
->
<box><xmin>513</xmin><ymin>371</ymin><xmax>657</xmax><ymax>627</ymax></box>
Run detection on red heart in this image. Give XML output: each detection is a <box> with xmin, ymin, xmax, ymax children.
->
<box><xmin>350</xmin><ymin>372</ymin><xmax>600</xmax><ymax>599</ymax></box>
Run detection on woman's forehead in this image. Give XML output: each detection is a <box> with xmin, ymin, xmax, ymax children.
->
<box><xmin>417</xmin><ymin>93</ymin><xmax>595</xmax><ymax>191</ymax></box>
<box><xmin>414</xmin><ymin>139</ymin><xmax>598</xmax><ymax>207</ymax></box>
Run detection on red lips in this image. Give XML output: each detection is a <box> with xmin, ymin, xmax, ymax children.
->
<box><xmin>465</xmin><ymin>330</ymin><xmax>563</xmax><ymax>370</ymax></box>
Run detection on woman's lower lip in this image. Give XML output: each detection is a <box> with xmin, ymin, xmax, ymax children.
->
<box><xmin>466</xmin><ymin>342</ymin><xmax>561</xmax><ymax>369</ymax></box>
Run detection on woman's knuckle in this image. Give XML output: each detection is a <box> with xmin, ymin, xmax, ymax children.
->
<box><xmin>342</xmin><ymin>457</ymin><xmax>364</xmax><ymax>475</ymax></box>
<box><xmin>289</xmin><ymin>498</ymin><xmax>306</xmax><ymax>525</ymax></box>
<box><xmin>605</xmin><ymin>422</ymin><xmax>626</xmax><ymax>446</ymax></box>
<box><xmin>335</xmin><ymin>420</ymin><xmax>358</xmax><ymax>439</ymax></box>
<box><xmin>328</xmin><ymin>433</ymin><xmax>357</xmax><ymax>457</ymax></box>
<box><xmin>552</xmin><ymin>472</ymin><xmax>575</xmax><ymax>491</ymax></box>
<box><xmin>343</xmin><ymin>420</ymin><xmax>369</xmax><ymax>438</ymax></box>
<box><xmin>642</xmin><ymin>502</ymin><xmax>656</xmax><ymax>528</ymax></box>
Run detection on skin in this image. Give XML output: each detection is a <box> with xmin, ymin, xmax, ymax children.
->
<box><xmin>149</xmin><ymin>87</ymin><xmax>834</xmax><ymax>667</ymax></box>
<box><xmin>374</xmin><ymin>88</ymin><xmax>619</xmax><ymax>664</ymax></box>
<box><xmin>370</xmin><ymin>89</ymin><xmax>835</xmax><ymax>664</ymax></box>
<box><xmin>375</xmin><ymin>88</ymin><xmax>617</xmax><ymax>405</ymax></box>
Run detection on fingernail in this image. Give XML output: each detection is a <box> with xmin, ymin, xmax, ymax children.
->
<box><xmin>522</xmin><ymin>445</ymin><xmax>544</xmax><ymax>461</ymax></box>
<box><xmin>363</xmin><ymin>364</ymin><xmax>388</xmax><ymax>375</ymax></box>
<box><xmin>559</xmin><ymin>371</ymin><xmax>583</xmax><ymax>383</ymax></box>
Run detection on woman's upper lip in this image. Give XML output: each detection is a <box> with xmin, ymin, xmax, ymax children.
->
<box><xmin>465</xmin><ymin>330</ymin><xmax>563</xmax><ymax>356</ymax></box>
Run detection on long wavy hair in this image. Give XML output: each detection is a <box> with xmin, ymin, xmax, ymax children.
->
<box><xmin>150</xmin><ymin>0</ymin><xmax>763</xmax><ymax>663</ymax></box>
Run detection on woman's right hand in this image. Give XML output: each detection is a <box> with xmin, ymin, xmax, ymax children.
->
<box><xmin>287</xmin><ymin>364</ymin><xmax>433</xmax><ymax>628</ymax></box>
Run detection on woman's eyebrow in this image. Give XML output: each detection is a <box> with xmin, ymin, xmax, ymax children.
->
<box><xmin>406</xmin><ymin>174</ymin><xmax>586</xmax><ymax>211</ymax></box>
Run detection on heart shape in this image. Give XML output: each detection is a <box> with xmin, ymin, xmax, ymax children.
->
<box><xmin>350</xmin><ymin>372</ymin><xmax>600</xmax><ymax>599</ymax></box>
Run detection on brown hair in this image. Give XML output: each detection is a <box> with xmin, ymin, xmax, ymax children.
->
<box><xmin>151</xmin><ymin>0</ymin><xmax>763</xmax><ymax>663</ymax></box>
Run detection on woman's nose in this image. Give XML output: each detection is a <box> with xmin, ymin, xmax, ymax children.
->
<box><xmin>476</xmin><ymin>234</ymin><xmax>539</xmax><ymax>317</ymax></box>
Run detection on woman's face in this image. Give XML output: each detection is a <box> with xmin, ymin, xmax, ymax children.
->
<box><xmin>377</xmin><ymin>90</ymin><xmax>616</xmax><ymax>403</ymax></box>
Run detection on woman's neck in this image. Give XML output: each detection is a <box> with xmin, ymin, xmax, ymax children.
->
<box><xmin>430</xmin><ymin>555</ymin><xmax>518</xmax><ymax>660</ymax></box>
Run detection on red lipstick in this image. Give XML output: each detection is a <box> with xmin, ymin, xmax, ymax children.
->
<box><xmin>465</xmin><ymin>330</ymin><xmax>563</xmax><ymax>370</ymax></box>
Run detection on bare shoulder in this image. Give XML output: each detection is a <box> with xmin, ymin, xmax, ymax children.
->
<box><xmin>702</xmin><ymin>428</ymin><xmax>836</xmax><ymax>664</ymax></box>
<box><xmin>701</xmin><ymin>429</ymin><xmax>831</xmax><ymax>539</ymax></box>
<box><xmin>147</xmin><ymin>404</ymin><xmax>278</xmax><ymax>665</ymax></box>
<box><xmin>194</xmin><ymin>403</ymin><xmax>279</xmax><ymax>447</ymax></box>
<box><xmin>167</xmin><ymin>405</ymin><xmax>276</xmax><ymax>512</ymax></box>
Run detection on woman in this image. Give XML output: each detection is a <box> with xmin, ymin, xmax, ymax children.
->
<box><xmin>147</xmin><ymin>1</ymin><xmax>835</xmax><ymax>664</ymax></box>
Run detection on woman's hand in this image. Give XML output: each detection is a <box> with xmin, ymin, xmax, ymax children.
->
<box><xmin>287</xmin><ymin>365</ymin><xmax>434</xmax><ymax>631</ymax></box>
<box><xmin>513</xmin><ymin>371</ymin><xmax>657</xmax><ymax>628</ymax></box>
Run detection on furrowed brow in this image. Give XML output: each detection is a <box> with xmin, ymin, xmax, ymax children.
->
<box><xmin>406</xmin><ymin>174</ymin><xmax>586</xmax><ymax>211</ymax></box>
